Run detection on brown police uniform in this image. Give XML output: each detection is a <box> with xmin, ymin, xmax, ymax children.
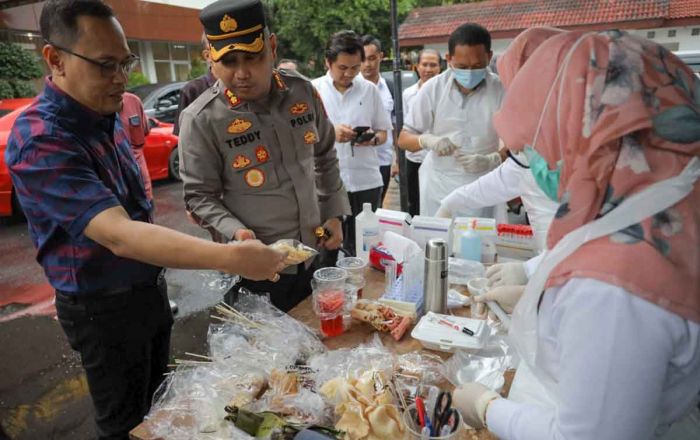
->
<box><xmin>179</xmin><ymin>0</ymin><xmax>349</xmax><ymax>311</ymax></box>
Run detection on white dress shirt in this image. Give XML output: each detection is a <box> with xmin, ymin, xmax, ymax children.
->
<box><xmin>373</xmin><ymin>76</ymin><xmax>395</xmax><ymax>167</ymax></box>
<box><xmin>487</xmin><ymin>277</ymin><xmax>700</xmax><ymax>440</ymax></box>
<box><xmin>402</xmin><ymin>82</ymin><xmax>427</xmax><ymax>164</ymax></box>
<box><xmin>312</xmin><ymin>72</ymin><xmax>392</xmax><ymax>192</ymax></box>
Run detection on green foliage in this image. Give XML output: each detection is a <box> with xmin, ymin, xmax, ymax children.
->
<box><xmin>11</xmin><ymin>80</ymin><xmax>37</xmax><ymax>98</ymax></box>
<box><xmin>0</xmin><ymin>42</ymin><xmax>43</xmax><ymax>98</ymax></box>
<box><xmin>188</xmin><ymin>57</ymin><xmax>208</xmax><ymax>80</ymax></box>
<box><xmin>0</xmin><ymin>42</ymin><xmax>43</xmax><ymax>81</ymax></box>
<box><xmin>127</xmin><ymin>71</ymin><xmax>150</xmax><ymax>89</ymax></box>
<box><xmin>271</xmin><ymin>0</ymin><xmax>415</xmax><ymax>77</ymax></box>
<box><xmin>0</xmin><ymin>80</ymin><xmax>14</xmax><ymax>99</ymax></box>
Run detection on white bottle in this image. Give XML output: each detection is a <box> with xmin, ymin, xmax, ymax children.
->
<box><xmin>355</xmin><ymin>203</ymin><xmax>379</xmax><ymax>262</ymax></box>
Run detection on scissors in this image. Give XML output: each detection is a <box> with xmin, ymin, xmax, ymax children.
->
<box><xmin>433</xmin><ymin>391</ymin><xmax>459</xmax><ymax>435</ymax></box>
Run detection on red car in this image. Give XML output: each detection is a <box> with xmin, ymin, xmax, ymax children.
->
<box><xmin>0</xmin><ymin>100</ymin><xmax>180</xmax><ymax>219</ymax></box>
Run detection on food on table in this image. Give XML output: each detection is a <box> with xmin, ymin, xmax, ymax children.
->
<box><xmin>270</xmin><ymin>239</ymin><xmax>317</xmax><ymax>265</ymax></box>
<box><xmin>351</xmin><ymin>301</ymin><xmax>412</xmax><ymax>341</ymax></box>
<box><xmin>225</xmin><ymin>372</ymin><xmax>268</xmax><ymax>408</ymax></box>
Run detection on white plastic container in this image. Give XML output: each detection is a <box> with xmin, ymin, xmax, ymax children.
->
<box><xmin>376</xmin><ymin>208</ymin><xmax>411</xmax><ymax>239</ymax></box>
<box><xmin>354</xmin><ymin>203</ymin><xmax>379</xmax><ymax>263</ymax></box>
<box><xmin>458</xmin><ymin>221</ymin><xmax>481</xmax><ymax>262</ymax></box>
<box><xmin>410</xmin><ymin>215</ymin><xmax>453</xmax><ymax>255</ymax></box>
<box><xmin>411</xmin><ymin>312</ymin><xmax>488</xmax><ymax>352</ymax></box>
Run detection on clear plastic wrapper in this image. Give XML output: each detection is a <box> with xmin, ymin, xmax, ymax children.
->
<box><xmin>395</xmin><ymin>351</ymin><xmax>446</xmax><ymax>386</ymax></box>
<box><xmin>442</xmin><ymin>337</ymin><xmax>518</xmax><ymax>392</ymax></box>
<box><xmin>448</xmin><ymin>257</ymin><xmax>485</xmax><ymax>286</ymax></box>
<box><xmin>270</xmin><ymin>239</ymin><xmax>319</xmax><ymax>265</ymax></box>
<box><xmin>308</xmin><ymin>334</ymin><xmax>396</xmax><ymax>389</ymax></box>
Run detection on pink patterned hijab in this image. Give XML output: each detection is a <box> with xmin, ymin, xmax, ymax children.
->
<box><xmin>494</xmin><ymin>30</ymin><xmax>700</xmax><ymax>322</ymax></box>
<box><xmin>496</xmin><ymin>27</ymin><xmax>566</xmax><ymax>89</ymax></box>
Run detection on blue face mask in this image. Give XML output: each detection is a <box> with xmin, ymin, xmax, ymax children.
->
<box><xmin>524</xmin><ymin>146</ymin><xmax>561</xmax><ymax>202</ymax></box>
<box><xmin>452</xmin><ymin>67</ymin><xmax>486</xmax><ymax>89</ymax></box>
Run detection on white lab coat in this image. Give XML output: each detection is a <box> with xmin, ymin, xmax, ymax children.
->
<box><xmin>441</xmin><ymin>158</ymin><xmax>558</xmax><ymax>251</ymax></box>
<box><xmin>404</xmin><ymin>69</ymin><xmax>505</xmax><ymax>217</ymax></box>
<box><xmin>402</xmin><ymin>82</ymin><xmax>427</xmax><ymax>164</ymax></box>
<box><xmin>487</xmin><ymin>277</ymin><xmax>700</xmax><ymax>440</ymax></box>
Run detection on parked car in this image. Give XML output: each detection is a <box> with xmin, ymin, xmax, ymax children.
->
<box><xmin>129</xmin><ymin>81</ymin><xmax>185</xmax><ymax>124</ymax></box>
<box><xmin>380</xmin><ymin>69</ymin><xmax>419</xmax><ymax>95</ymax></box>
<box><xmin>0</xmin><ymin>98</ymin><xmax>34</xmax><ymax>118</ymax></box>
<box><xmin>1</xmin><ymin>104</ymin><xmax>180</xmax><ymax>220</ymax></box>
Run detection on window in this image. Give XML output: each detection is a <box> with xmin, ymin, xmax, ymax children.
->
<box><xmin>661</xmin><ymin>42</ymin><xmax>680</xmax><ymax>52</ymax></box>
<box><xmin>647</xmin><ymin>31</ymin><xmax>655</xmax><ymax>39</ymax></box>
<box><xmin>668</xmin><ymin>30</ymin><xmax>676</xmax><ymax>38</ymax></box>
<box><xmin>692</xmin><ymin>28</ymin><xmax>700</xmax><ymax>36</ymax></box>
<box><xmin>150</xmin><ymin>41</ymin><xmax>193</xmax><ymax>83</ymax></box>
<box><xmin>171</xmin><ymin>44</ymin><xmax>188</xmax><ymax>61</ymax></box>
<box><xmin>155</xmin><ymin>61</ymin><xmax>172</xmax><ymax>82</ymax></box>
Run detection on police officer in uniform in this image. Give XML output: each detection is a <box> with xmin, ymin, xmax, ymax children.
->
<box><xmin>179</xmin><ymin>0</ymin><xmax>350</xmax><ymax>312</ymax></box>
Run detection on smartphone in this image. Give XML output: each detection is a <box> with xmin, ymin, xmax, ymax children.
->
<box><xmin>352</xmin><ymin>126</ymin><xmax>376</xmax><ymax>144</ymax></box>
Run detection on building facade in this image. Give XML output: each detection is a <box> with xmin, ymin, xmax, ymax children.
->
<box><xmin>400</xmin><ymin>0</ymin><xmax>700</xmax><ymax>69</ymax></box>
<box><xmin>0</xmin><ymin>0</ymin><xmax>204</xmax><ymax>83</ymax></box>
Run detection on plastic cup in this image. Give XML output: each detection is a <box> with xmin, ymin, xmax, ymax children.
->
<box><xmin>336</xmin><ymin>257</ymin><xmax>366</xmax><ymax>298</ymax></box>
<box><xmin>402</xmin><ymin>403</ymin><xmax>462</xmax><ymax>439</ymax></box>
<box><xmin>314</xmin><ymin>289</ymin><xmax>345</xmax><ymax>337</ymax></box>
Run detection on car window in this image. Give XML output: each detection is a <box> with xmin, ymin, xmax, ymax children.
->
<box><xmin>160</xmin><ymin>89</ymin><xmax>181</xmax><ymax>106</ymax></box>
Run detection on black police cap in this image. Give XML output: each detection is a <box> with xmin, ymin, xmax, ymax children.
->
<box><xmin>200</xmin><ymin>0</ymin><xmax>267</xmax><ymax>61</ymax></box>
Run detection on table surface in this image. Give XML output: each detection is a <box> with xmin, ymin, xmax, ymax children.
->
<box><xmin>130</xmin><ymin>267</ymin><xmax>511</xmax><ymax>440</ymax></box>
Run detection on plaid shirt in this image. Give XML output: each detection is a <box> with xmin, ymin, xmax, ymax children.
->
<box><xmin>5</xmin><ymin>79</ymin><xmax>160</xmax><ymax>294</ymax></box>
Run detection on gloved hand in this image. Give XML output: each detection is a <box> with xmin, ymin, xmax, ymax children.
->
<box><xmin>473</xmin><ymin>285</ymin><xmax>525</xmax><ymax>314</ymax></box>
<box><xmin>435</xmin><ymin>205</ymin><xmax>453</xmax><ymax>218</ymax></box>
<box><xmin>455</xmin><ymin>151</ymin><xmax>502</xmax><ymax>173</ymax></box>
<box><xmin>453</xmin><ymin>383</ymin><xmax>501</xmax><ymax>430</ymax></box>
<box><xmin>418</xmin><ymin>134</ymin><xmax>458</xmax><ymax>156</ymax></box>
<box><xmin>486</xmin><ymin>262</ymin><xmax>528</xmax><ymax>287</ymax></box>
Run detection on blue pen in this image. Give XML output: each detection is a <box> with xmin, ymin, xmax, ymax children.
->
<box><xmin>425</xmin><ymin>413</ymin><xmax>435</xmax><ymax>436</ymax></box>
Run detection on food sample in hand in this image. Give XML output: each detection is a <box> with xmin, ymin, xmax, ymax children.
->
<box><xmin>270</xmin><ymin>239</ymin><xmax>318</xmax><ymax>265</ymax></box>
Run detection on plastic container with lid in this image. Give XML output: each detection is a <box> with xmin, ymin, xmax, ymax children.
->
<box><xmin>355</xmin><ymin>203</ymin><xmax>379</xmax><ymax>263</ymax></box>
<box><xmin>311</xmin><ymin>267</ymin><xmax>349</xmax><ymax>337</ymax></box>
<box><xmin>411</xmin><ymin>311</ymin><xmax>488</xmax><ymax>352</ymax></box>
<box><xmin>336</xmin><ymin>257</ymin><xmax>366</xmax><ymax>299</ymax></box>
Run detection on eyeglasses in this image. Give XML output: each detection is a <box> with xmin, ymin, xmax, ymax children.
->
<box><xmin>45</xmin><ymin>40</ymin><xmax>140</xmax><ymax>77</ymax></box>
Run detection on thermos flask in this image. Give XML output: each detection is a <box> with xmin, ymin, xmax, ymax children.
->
<box><xmin>424</xmin><ymin>238</ymin><xmax>448</xmax><ymax>314</ymax></box>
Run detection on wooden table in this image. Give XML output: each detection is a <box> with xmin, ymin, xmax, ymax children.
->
<box><xmin>131</xmin><ymin>267</ymin><xmax>511</xmax><ymax>440</ymax></box>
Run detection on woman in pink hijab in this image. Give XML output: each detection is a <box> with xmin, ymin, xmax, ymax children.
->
<box><xmin>454</xmin><ymin>29</ymin><xmax>700</xmax><ymax>440</ymax></box>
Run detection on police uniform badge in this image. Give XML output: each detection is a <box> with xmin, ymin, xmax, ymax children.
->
<box><xmin>289</xmin><ymin>102</ymin><xmax>309</xmax><ymax>115</ymax></box>
<box><xmin>232</xmin><ymin>155</ymin><xmax>251</xmax><ymax>169</ymax></box>
<box><xmin>244</xmin><ymin>168</ymin><xmax>265</xmax><ymax>187</ymax></box>
<box><xmin>255</xmin><ymin>146</ymin><xmax>270</xmax><ymax>163</ymax></box>
<box><xmin>227</xmin><ymin>118</ymin><xmax>252</xmax><ymax>134</ymax></box>
<box><xmin>304</xmin><ymin>130</ymin><xmax>317</xmax><ymax>144</ymax></box>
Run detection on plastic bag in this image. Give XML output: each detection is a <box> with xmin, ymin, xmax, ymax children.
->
<box><xmin>442</xmin><ymin>337</ymin><xmax>517</xmax><ymax>392</ymax></box>
<box><xmin>448</xmin><ymin>257</ymin><xmax>485</xmax><ymax>286</ymax></box>
<box><xmin>270</xmin><ymin>239</ymin><xmax>319</xmax><ymax>266</ymax></box>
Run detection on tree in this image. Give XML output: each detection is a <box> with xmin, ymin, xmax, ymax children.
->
<box><xmin>269</xmin><ymin>0</ymin><xmax>415</xmax><ymax>77</ymax></box>
<box><xmin>0</xmin><ymin>42</ymin><xmax>43</xmax><ymax>99</ymax></box>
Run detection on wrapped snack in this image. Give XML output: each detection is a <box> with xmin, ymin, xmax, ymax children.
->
<box><xmin>320</xmin><ymin>369</ymin><xmax>405</xmax><ymax>440</ymax></box>
<box><xmin>224</xmin><ymin>372</ymin><xmax>268</xmax><ymax>408</ymax></box>
<box><xmin>396</xmin><ymin>351</ymin><xmax>445</xmax><ymax>386</ymax></box>
<box><xmin>350</xmin><ymin>300</ymin><xmax>412</xmax><ymax>341</ymax></box>
<box><xmin>270</xmin><ymin>239</ymin><xmax>319</xmax><ymax>265</ymax></box>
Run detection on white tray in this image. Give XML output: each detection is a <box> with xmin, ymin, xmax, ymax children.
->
<box><xmin>411</xmin><ymin>312</ymin><xmax>488</xmax><ymax>353</ymax></box>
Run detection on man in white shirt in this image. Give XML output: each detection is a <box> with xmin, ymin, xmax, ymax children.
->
<box><xmin>312</xmin><ymin>30</ymin><xmax>391</xmax><ymax>254</ymax></box>
<box><xmin>402</xmin><ymin>48</ymin><xmax>442</xmax><ymax>215</ymax></box>
<box><xmin>398</xmin><ymin>23</ymin><xmax>505</xmax><ymax>217</ymax></box>
<box><xmin>360</xmin><ymin>35</ymin><xmax>397</xmax><ymax>204</ymax></box>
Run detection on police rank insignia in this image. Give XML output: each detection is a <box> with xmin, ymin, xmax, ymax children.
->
<box><xmin>244</xmin><ymin>168</ymin><xmax>265</xmax><ymax>187</ymax></box>
<box><xmin>232</xmin><ymin>154</ymin><xmax>251</xmax><ymax>169</ymax></box>
<box><xmin>289</xmin><ymin>102</ymin><xmax>309</xmax><ymax>115</ymax></box>
<box><xmin>255</xmin><ymin>146</ymin><xmax>269</xmax><ymax>163</ymax></box>
<box><xmin>228</xmin><ymin>118</ymin><xmax>252</xmax><ymax>134</ymax></box>
<box><xmin>304</xmin><ymin>130</ymin><xmax>317</xmax><ymax>144</ymax></box>
<box><xmin>220</xmin><ymin>14</ymin><xmax>238</xmax><ymax>32</ymax></box>
<box><xmin>225</xmin><ymin>88</ymin><xmax>241</xmax><ymax>107</ymax></box>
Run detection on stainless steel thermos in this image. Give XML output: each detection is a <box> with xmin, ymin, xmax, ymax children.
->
<box><xmin>423</xmin><ymin>238</ymin><xmax>448</xmax><ymax>314</ymax></box>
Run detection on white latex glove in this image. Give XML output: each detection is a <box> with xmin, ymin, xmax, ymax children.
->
<box><xmin>418</xmin><ymin>133</ymin><xmax>458</xmax><ymax>156</ymax></box>
<box><xmin>455</xmin><ymin>151</ymin><xmax>502</xmax><ymax>173</ymax></box>
<box><xmin>453</xmin><ymin>383</ymin><xmax>501</xmax><ymax>430</ymax></box>
<box><xmin>486</xmin><ymin>262</ymin><xmax>528</xmax><ymax>287</ymax></box>
<box><xmin>473</xmin><ymin>285</ymin><xmax>525</xmax><ymax>314</ymax></box>
<box><xmin>435</xmin><ymin>205</ymin><xmax>453</xmax><ymax>218</ymax></box>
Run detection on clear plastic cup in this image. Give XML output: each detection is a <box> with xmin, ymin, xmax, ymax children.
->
<box><xmin>467</xmin><ymin>277</ymin><xmax>489</xmax><ymax>319</ymax></box>
<box><xmin>336</xmin><ymin>257</ymin><xmax>367</xmax><ymax>298</ymax></box>
<box><xmin>311</xmin><ymin>268</ymin><xmax>348</xmax><ymax>337</ymax></box>
<box><xmin>402</xmin><ymin>403</ymin><xmax>462</xmax><ymax>439</ymax></box>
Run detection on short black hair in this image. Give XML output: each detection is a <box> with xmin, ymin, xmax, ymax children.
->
<box><xmin>418</xmin><ymin>48</ymin><xmax>441</xmax><ymax>64</ymax></box>
<box><xmin>361</xmin><ymin>34</ymin><xmax>382</xmax><ymax>52</ymax></box>
<box><xmin>448</xmin><ymin>23</ymin><xmax>491</xmax><ymax>55</ymax></box>
<box><xmin>40</xmin><ymin>0</ymin><xmax>114</xmax><ymax>48</ymax></box>
<box><xmin>325</xmin><ymin>30</ymin><xmax>365</xmax><ymax>63</ymax></box>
